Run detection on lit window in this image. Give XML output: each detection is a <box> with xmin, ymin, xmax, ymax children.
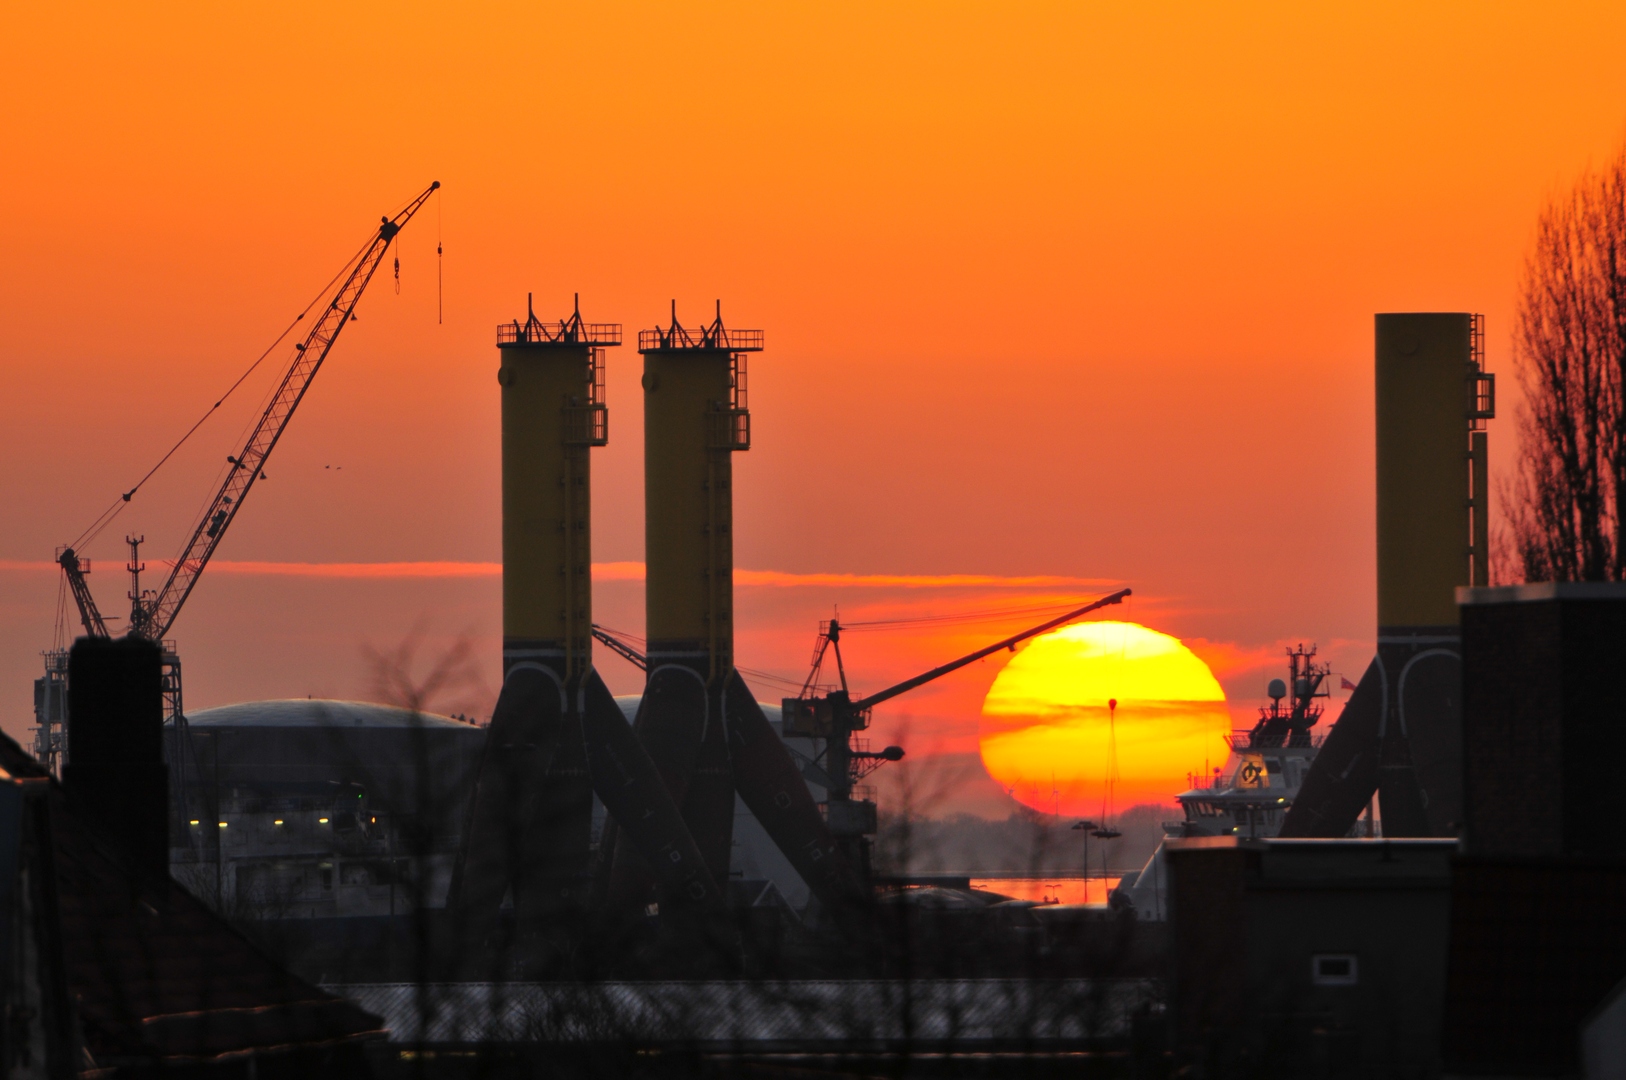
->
<box><xmin>273</xmin><ymin>820</ymin><xmax>284</xmax><ymax>826</ymax></box>
<box><xmin>189</xmin><ymin>820</ymin><xmax>200</xmax><ymax>826</ymax></box>
<box><xmin>1312</xmin><ymin>954</ymin><xmax>1358</xmax><ymax>986</ymax></box>
<box><xmin>217</xmin><ymin>821</ymin><xmax>228</xmax><ymax>828</ymax></box>
<box><xmin>319</xmin><ymin>817</ymin><xmax>329</xmax><ymax>824</ymax></box>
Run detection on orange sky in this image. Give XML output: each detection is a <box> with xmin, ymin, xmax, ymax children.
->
<box><xmin>5</xmin><ymin>3</ymin><xmax>1626</xmax><ymax>815</ymax></box>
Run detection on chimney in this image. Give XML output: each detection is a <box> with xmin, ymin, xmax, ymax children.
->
<box><xmin>65</xmin><ymin>636</ymin><xmax>168</xmax><ymax>880</ymax></box>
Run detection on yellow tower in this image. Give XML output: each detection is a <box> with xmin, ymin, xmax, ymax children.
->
<box><xmin>1284</xmin><ymin>313</ymin><xmax>1495</xmax><ymax>840</ymax></box>
<box><xmin>497</xmin><ymin>295</ymin><xmax>620</xmax><ymax>678</ymax></box>
<box><xmin>1374</xmin><ymin>312</ymin><xmax>1495</xmax><ymax>634</ymax></box>
<box><xmin>600</xmin><ymin>304</ymin><xmax>869</xmax><ymax>930</ymax></box>
<box><xmin>603</xmin><ymin>304</ymin><xmax>761</xmax><ymax>892</ymax></box>
<box><xmin>452</xmin><ymin>296</ymin><xmax>622</xmax><ymax>948</ymax></box>
<box><xmin>639</xmin><ymin>303</ymin><xmax>759</xmax><ymax>675</ymax></box>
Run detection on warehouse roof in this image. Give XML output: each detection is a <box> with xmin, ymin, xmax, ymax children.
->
<box><xmin>183</xmin><ymin>699</ymin><xmax>478</xmax><ymax>731</ymax></box>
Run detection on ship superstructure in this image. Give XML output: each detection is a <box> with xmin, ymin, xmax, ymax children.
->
<box><xmin>1174</xmin><ymin>644</ymin><xmax>1329</xmax><ymax>839</ymax></box>
<box><xmin>1114</xmin><ymin>645</ymin><xmax>1340</xmax><ymax>920</ymax></box>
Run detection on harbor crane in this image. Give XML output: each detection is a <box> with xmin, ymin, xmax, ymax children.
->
<box><xmin>591</xmin><ymin>589</ymin><xmax>1133</xmax><ymax>881</ymax></box>
<box><xmin>782</xmin><ymin>588</ymin><xmax>1132</xmax><ymax>873</ymax></box>
<box><xmin>39</xmin><ymin>182</ymin><xmax>439</xmax><ymax>769</ymax></box>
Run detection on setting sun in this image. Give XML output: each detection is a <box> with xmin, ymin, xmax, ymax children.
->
<box><xmin>979</xmin><ymin>621</ymin><xmax>1227</xmax><ymax>817</ymax></box>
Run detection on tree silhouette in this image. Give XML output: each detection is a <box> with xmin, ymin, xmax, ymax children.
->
<box><xmin>1508</xmin><ymin>140</ymin><xmax>1626</xmax><ymax>581</ymax></box>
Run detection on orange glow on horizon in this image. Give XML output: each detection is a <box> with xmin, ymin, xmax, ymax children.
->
<box><xmin>8</xmin><ymin>2</ymin><xmax>1626</xmax><ymax>800</ymax></box>
<box><xmin>979</xmin><ymin>621</ymin><xmax>1228</xmax><ymax>815</ymax></box>
<box><xmin>0</xmin><ymin>559</ymin><xmax>1112</xmax><ymax>590</ymax></box>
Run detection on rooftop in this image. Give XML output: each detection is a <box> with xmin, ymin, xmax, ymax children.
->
<box><xmin>0</xmin><ymin>733</ymin><xmax>386</xmax><ymax>1063</ymax></box>
<box><xmin>180</xmin><ymin>699</ymin><xmax>478</xmax><ymax>731</ymax></box>
<box><xmin>1458</xmin><ymin>581</ymin><xmax>1626</xmax><ymax>604</ymax></box>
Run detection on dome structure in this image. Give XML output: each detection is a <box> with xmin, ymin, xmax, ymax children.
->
<box><xmin>186</xmin><ymin>699</ymin><xmax>478</xmax><ymax>730</ymax></box>
<box><xmin>166</xmin><ymin>699</ymin><xmax>485</xmax><ymax>920</ymax></box>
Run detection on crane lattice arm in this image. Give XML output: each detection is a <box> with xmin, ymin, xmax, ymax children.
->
<box><xmin>591</xmin><ymin>625</ymin><xmax>648</xmax><ymax>671</ymax></box>
<box><xmin>124</xmin><ymin>182</ymin><xmax>439</xmax><ymax>641</ymax></box>
<box><xmin>851</xmin><ymin>588</ymin><xmax>1132</xmax><ymax>711</ymax></box>
<box><xmin>56</xmin><ymin>548</ymin><xmax>109</xmax><ymax>639</ymax></box>
<box><xmin>785</xmin><ymin>587</ymin><xmax>1131</xmax><ymax>795</ymax></box>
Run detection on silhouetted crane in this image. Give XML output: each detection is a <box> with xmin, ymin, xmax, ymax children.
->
<box><xmin>40</xmin><ymin>183</ymin><xmax>438</xmax><ymax>776</ymax></box>
<box><xmin>783</xmin><ymin>588</ymin><xmax>1132</xmax><ymax>876</ymax></box>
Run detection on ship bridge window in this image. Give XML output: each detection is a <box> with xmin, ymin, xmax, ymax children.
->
<box><xmin>1312</xmin><ymin>954</ymin><xmax>1358</xmax><ymax>986</ymax></box>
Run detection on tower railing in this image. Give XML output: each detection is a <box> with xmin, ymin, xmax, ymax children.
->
<box><xmin>497</xmin><ymin>321</ymin><xmax>622</xmax><ymax>346</ymax></box>
<box><xmin>637</xmin><ymin>326</ymin><xmax>763</xmax><ymax>351</ymax></box>
<box><xmin>707</xmin><ymin>407</ymin><xmax>750</xmax><ymax>451</ymax></box>
<box><xmin>564</xmin><ymin>404</ymin><xmax>610</xmax><ymax>446</ymax></box>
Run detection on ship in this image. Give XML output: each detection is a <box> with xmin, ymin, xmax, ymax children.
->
<box><xmin>1112</xmin><ymin>645</ymin><xmax>1356</xmax><ymax>920</ymax></box>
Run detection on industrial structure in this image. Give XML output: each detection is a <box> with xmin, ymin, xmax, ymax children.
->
<box><xmin>1444</xmin><ymin>581</ymin><xmax>1626</xmax><ymax>1074</ymax></box>
<box><xmin>26</xmin><ymin>176</ymin><xmax>1596</xmax><ymax>1073</ymax></box>
<box><xmin>598</xmin><ymin>304</ymin><xmax>876</xmax><ymax>938</ymax></box>
<box><xmin>781</xmin><ymin>594</ymin><xmax>1129</xmax><ymax>878</ymax></box>
<box><xmin>8</xmin><ymin>638</ymin><xmax>388</xmax><ymax>1071</ymax></box>
<box><xmin>33</xmin><ymin>181</ymin><xmax>441</xmax><ymax>795</ymax></box>
<box><xmin>166</xmin><ymin>699</ymin><xmax>483</xmax><ymax>919</ymax></box>
<box><xmin>1282</xmin><ymin>312</ymin><xmax>1494</xmax><ymax>838</ymax></box>
<box><xmin>1166</xmin><ymin>837</ymin><xmax>1456</xmax><ymax>1074</ymax></box>
<box><xmin>450</xmin><ymin>298</ymin><xmax>736</xmax><ymax>964</ymax></box>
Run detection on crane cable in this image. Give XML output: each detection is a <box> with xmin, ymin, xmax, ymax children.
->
<box><xmin>592</xmin><ymin>623</ymin><xmax>807</xmax><ymax>693</ymax></box>
<box><xmin>1097</xmin><ymin>621</ymin><xmax>1131</xmax><ymax>832</ymax></box>
<box><xmin>162</xmin><ymin>189</ymin><xmax>429</xmax><ymax>571</ymax></box>
<box><xmin>839</xmin><ymin>595</ymin><xmax>1125</xmax><ymax>631</ymax></box>
<box><xmin>68</xmin><ymin>233</ymin><xmax>374</xmax><ymax>554</ymax></box>
<box><xmin>437</xmin><ymin>186</ymin><xmax>443</xmax><ymax>324</ymax></box>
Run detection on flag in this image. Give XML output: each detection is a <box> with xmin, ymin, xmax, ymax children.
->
<box><xmin>1340</xmin><ymin>676</ymin><xmax>1358</xmax><ymax>692</ymax></box>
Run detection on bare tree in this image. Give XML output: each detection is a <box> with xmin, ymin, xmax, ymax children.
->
<box><xmin>364</xmin><ymin>625</ymin><xmax>491</xmax><ymax>719</ymax></box>
<box><xmin>1508</xmin><ymin>142</ymin><xmax>1626</xmax><ymax>581</ymax></box>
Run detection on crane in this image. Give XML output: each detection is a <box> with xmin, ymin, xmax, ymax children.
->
<box><xmin>37</xmin><ymin>182</ymin><xmax>439</xmax><ymax>773</ymax></box>
<box><xmin>58</xmin><ymin>181</ymin><xmax>439</xmax><ymax>645</ymax></box>
<box><xmin>781</xmin><ymin>588</ymin><xmax>1132</xmax><ymax>873</ymax></box>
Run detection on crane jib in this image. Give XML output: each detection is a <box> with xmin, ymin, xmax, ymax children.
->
<box><xmin>850</xmin><ymin>587</ymin><xmax>1132</xmax><ymax>713</ymax></box>
<box><xmin>106</xmin><ymin>181</ymin><xmax>440</xmax><ymax>642</ymax></box>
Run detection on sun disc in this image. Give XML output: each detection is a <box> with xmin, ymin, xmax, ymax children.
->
<box><xmin>978</xmin><ymin>620</ymin><xmax>1226</xmax><ymax>816</ymax></box>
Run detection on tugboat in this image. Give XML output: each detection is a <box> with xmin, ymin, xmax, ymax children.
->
<box><xmin>1173</xmin><ymin>644</ymin><xmax>1329</xmax><ymax>839</ymax></box>
<box><xmin>1111</xmin><ymin>645</ymin><xmax>1339</xmax><ymax>920</ymax></box>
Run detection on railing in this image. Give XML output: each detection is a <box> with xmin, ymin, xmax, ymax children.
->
<box><xmin>638</xmin><ymin>325</ymin><xmax>763</xmax><ymax>352</ymax></box>
<box><xmin>708</xmin><ymin>407</ymin><xmax>750</xmax><ymax>450</ymax></box>
<box><xmin>1225</xmin><ymin>729</ymin><xmax>1328</xmax><ymax>752</ymax></box>
<box><xmin>564</xmin><ymin>404</ymin><xmax>609</xmax><ymax>446</ymax></box>
<box><xmin>588</xmin><ymin>347</ymin><xmax>607</xmax><ymax>406</ymax></box>
<box><xmin>1468</xmin><ymin>312</ymin><xmax>1495</xmax><ymax>429</ymax></box>
<box><xmin>1470</xmin><ymin>371</ymin><xmax>1496</xmax><ymax>426</ymax></box>
<box><xmin>496</xmin><ymin>321</ymin><xmax>622</xmax><ymax>346</ymax></box>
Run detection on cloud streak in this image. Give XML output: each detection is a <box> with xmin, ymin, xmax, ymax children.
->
<box><xmin>0</xmin><ymin>559</ymin><xmax>1117</xmax><ymax>590</ymax></box>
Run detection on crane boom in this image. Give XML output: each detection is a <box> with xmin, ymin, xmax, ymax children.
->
<box><xmin>128</xmin><ymin>181</ymin><xmax>439</xmax><ymax>641</ymax></box>
<box><xmin>851</xmin><ymin>588</ymin><xmax>1132</xmax><ymax>711</ymax></box>
<box><xmin>781</xmin><ymin>587</ymin><xmax>1131</xmax><ymax>881</ymax></box>
<box><xmin>56</xmin><ymin>548</ymin><xmax>109</xmax><ymax>638</ymax></box>
<box><xmin>591</xmin><ymin>625</ymin><xmax>649</xmax><ymax>672</ymax></box>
